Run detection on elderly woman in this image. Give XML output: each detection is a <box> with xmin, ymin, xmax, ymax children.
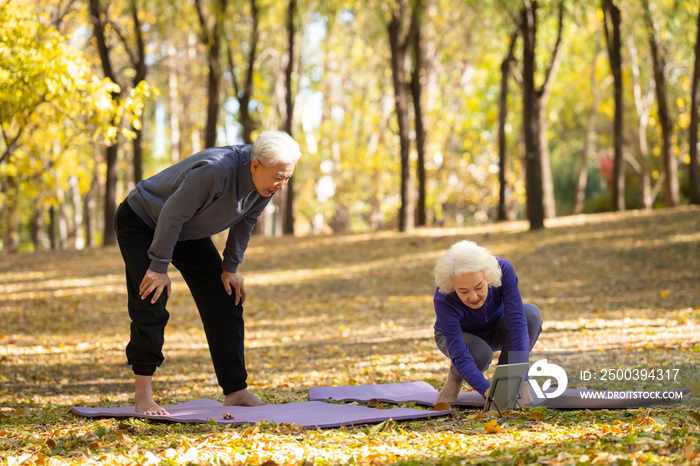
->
<box><xmin>433</xmin><ymin>240</ymin><xmax>542</xmax><ymax>404</ymax></box>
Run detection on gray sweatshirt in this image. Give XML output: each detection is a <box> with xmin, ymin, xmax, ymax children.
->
<box><xmin>126</xmin><ymin>145</ymin><xmax>271</xmax><ymax>274</ymax></box>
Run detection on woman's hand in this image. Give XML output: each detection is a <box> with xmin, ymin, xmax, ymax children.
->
<box><xmin>221</xmin><ymin>271</ymin><xmax>246</xmax><ymax>305</ymax></box>
<box><xmin>139</xmin><ymin>270</ymin><xmax>172</xmax><ymax>304</ymax></box>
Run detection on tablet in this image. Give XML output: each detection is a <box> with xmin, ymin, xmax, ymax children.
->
<box><xmin>483</xmin><ymin>362</ymin><xmax>530</xmax><ymax>413</ymax></box>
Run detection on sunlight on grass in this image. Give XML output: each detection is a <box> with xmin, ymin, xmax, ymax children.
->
<box><xmin>1</xmin><ymin>207</ymin><xmax>699</xmax><ymax>465</ymax></box>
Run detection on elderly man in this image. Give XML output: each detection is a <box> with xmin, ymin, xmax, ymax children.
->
<box><xmin>114</xmin><ymin>130</ymin><xmax>301</xmax><ymax>415</ymax></box>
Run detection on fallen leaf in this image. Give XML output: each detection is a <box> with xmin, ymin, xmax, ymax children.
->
<box><xmin>367</xmin><ymin>398</ymin><xmax>380</xmax><ymax>408</ymax></box>
<box><xmin>484</xmin><ymin>419</ymin><xmax>503</xmax><ymax>433</ymax></box>
<box><xmin>433</xmin><ymin>402</ymin><xmax>451</xmax><ymax>411</ymax></box>
<box><xmin>45</xmin><ymin>438</ymin><xmax>56</xmax><ymax>448</ymax></box>
<box><xmin>115</xmin><ymin>433</ymin><xmax>132</xmax><ymax>447</ymax></box>
<box><xmin>222</xmin><ymin>412</ymin><xmax>234</xmax><ymax>420</ymax></box>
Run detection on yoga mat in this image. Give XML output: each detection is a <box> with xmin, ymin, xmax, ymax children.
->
<box><xmin>308</xmin><ymin>382</ymin><xmax>691</xmax><ymax>410</ymax></box>
<box><xmin>72</xmin><ymin>399</ymin><xmax>455</xmax><ymax>428</ymax></box>
<box><xmin>308</xmin><ymin>381</ymin><xmax>484</xmax><ymax>407</ymax></box>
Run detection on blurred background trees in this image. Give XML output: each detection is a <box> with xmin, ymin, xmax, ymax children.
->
<box><xmin>1</xmin><ymin>0</ymin><xmax>699</xmax><ymax>252</ymax></box>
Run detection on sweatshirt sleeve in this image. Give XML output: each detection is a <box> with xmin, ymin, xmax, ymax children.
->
<box><xmin>434</xmin><ymin>290</ymin><xmax>491</xmax><ymax>395</ymax></box>
<box><xmin>147</xmin><ymin>163</ymin><xmax>226</xmax><ymax>273</ymax></box>
<box><xmin>221</xmin><ymin>196</ymin><xmax>270</xmax><ymax>273</ymax></box>
<box><xmin>499</xmin><ymin>258</ymin><xmax>530</xmax><ymax>361</ymax></box>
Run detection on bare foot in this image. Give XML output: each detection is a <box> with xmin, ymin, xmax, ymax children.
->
<box><xmin>436</xmin><ymin>371</ymin><xmax>462</xmax><ymax>404</ymax></box>
<box><xmin>134</xmin><ymin>375</ymin><xmax>169</xmax><ymax>415</ymax></box>
<box><xmin>223</xmin><ymin>388</ymin><xmax>267</xmax><ymax>407</ymax></box>
<box><xmin>520</xmin><ymin>380</ymin><xmax>534</xmax><ymax>406</ymax></box>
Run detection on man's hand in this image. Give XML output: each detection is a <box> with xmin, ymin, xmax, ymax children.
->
<box><xmin>221</xmin><ymin>271</ymin><xmax>246</xmax><ymax>305</ymax></box>
<box><xmin>482</xmin><ymin>383</ymin><xmax>492</xmax><ymax>400</ymax></box>
<box><xmin>139</xmin><ymin>270</ymin><xmax>172</xmax><ymax>304</ymax></box>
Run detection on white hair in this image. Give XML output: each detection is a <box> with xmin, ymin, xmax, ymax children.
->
<box><xmin>251</xmin><ymin>130</ymin><xmax>302</xmax><ymax>166</ymax></box>
<box><xmin>434</xmin><ymin>240</ymin><xmax>502</xmax><ymax>294</ymax></box>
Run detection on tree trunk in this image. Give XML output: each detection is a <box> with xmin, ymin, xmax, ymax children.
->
<box><xmin>227</xmin><ymin>0</ymin><xmax>259</xmax><ymax>145</ymax></box>
<box><xmin>497</xmin><ymin>28</ymin><xmax>518</xmax><ymax>221</ymax></box>
<box><xmin>2</xmin><ymin>174</ymin><xmax>20</xmax><ymax>253</ymax></box>
<box><xmin>31</xmin><ymin>189</ymin><xmax>44</xmax><ymax>252</ymax></box>
<box><xmin>643</xmin><ymin>0</ymin><xmax>679</xmax><ymax>207</ymax></box>
<box><xmin>283</xmin><ymin>0</ymin><xmax>296</xmax><ymax>235</ymax></box>
<box><xmin>389</xmin><ymin>0</ymin><xmax>414</xmax><ymax>232</ymax></box>
<box><xmin>520</xmin><ymin>3</ymin><xmax>545</xmax><ymax>230</ymax></box>
<box><xmin>602</xmin><ymin>0</ymin><xmax>625</xmax><ymax>212</ymax></box>
<box><xmin>195</xmin><ymin>0</ymin><xmax>226</xmax><ymax>149</ymax></box>
<box><xmin>69</xmin><ymin>175</ymin><xmax>84</xmax><ymax>249</ymax></box>
<box><xmin>57</xmin><ymin>186</ymin><xmax>68</xmax><ymax>249</ymax></box>
<box><xmin>89</xmin><ymin>0</ymin><xmax>120</xmax><ymax>246</ymax></box>
<box><xmin>130</xmin><ymin>0</ymin><xmax>147</xmax><ymax>184</ymax></box>
<box><xmin>574</xmin><ymin>43</ymin><xmax>605</xmax><ymax>215</ymax></box>
<box><xmin>168</xmin><ymin>42</ymin><xmax>182</xmax><ymax>163</ymax></box>
<box><xmin>410</xmin><ymin>0</ymin><xmax>426</xmax><ymax>226</ymax></box>
<box><xmin>628</xmin><ymin>35</ymin><xmax>654</xmax><ymax>210</ymax></box>
<box><xmin>84</xmin><ymin>163</ymin><xmax>98</xmax><ymax>248</ymax></box>
<box><xmin>689</xmin><ymin>2</ymin><xmax>700</xmax><ymax>205</ymax></box>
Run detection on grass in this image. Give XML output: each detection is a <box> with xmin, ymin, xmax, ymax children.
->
<box><xmin>1</xmin><ymin>206</ymin><xmax>699</xmax><ymax>465</ymax></box>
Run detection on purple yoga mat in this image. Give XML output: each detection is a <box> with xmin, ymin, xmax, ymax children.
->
<box><xmin>308</xmin><ymin>382</ymin><xmax>691</xmax><ymax>410</ymax></box>
<box><xmin>72</xmin><ymin>399</ymin><xmax>455</xmax><ymax>428</ymax></box>
<box><xmin>308</xmin><ymin>381</ymin><xmax>484</xmax><ymax>407</ymax></box>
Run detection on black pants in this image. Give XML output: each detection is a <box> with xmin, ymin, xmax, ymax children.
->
<box><xmin>115</xmin><ymin>201</ymin><xmax>247</xmax><ymax>395</ymax></box>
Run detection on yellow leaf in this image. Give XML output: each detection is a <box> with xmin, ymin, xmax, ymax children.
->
<box><xmin>529</xmin><ymin>412</ymin><xmax>546</xmax><ymax>421</ymax></box>
<box><xmin>433</xmin><ymin>402</ymin><xmax>451</xmax><ymax>411</ymax></box>
<box><xmin>484</xmin><ymin>419</ymin><xmax>503</xmax><ymax>433</ymax></box>
<box><xmin>659</xmin><ymin>290</ymin><xmax>667</xmax><ymax>299</ymax></box>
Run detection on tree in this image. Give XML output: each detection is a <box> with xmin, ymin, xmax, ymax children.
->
<box><xmin>388</xmin><ymin>0</ymin><xmax>418</xmax><ymax>232</ymax></box>
<box><xmin>88</xmin><ymin>0</ymin><xmax>122</xmax><ymax>246</ymax></box>
<box><xmin>283</xmin><ymin>0</ymin><xmax>297</xmax><ymax>235</ymax></box>
<box><xmin>497</xmin><ymin>27</ymin><xmax>519</xmax><ymax>221</ymax></box>
<box><xmin>642</xmin><ymin>0</ymin><xmax>679</xmax><ymax>207</ymax></box>
<box><xmin>602</xmin><ymin>0</ymin><xmax>625</xmax><ymax>211</ymax></box>
<box><xmin>518</xmin><ymin>0</ymin><xmax>564</xmax><ymax>230</ymax></box>
<box><xmin>0</xmin><ymin>3</ymin><xmax>120</xmax><ymax>252</ymax></box>
<box><xmin>226</xmin><ymin>0</ymin><xmax>259</xmax><ymax>145</ymax></box>
<box><xmin>111</xmin><ymin>0</ymin><xmax>149</xmax><ymax>184</ymax></box>
<box><xmin>689</xmin><ymin>1</ymin><xmax>700</xmax><ymax>205</ymax></box>
<box><xmin>194</xmin><ymin>0</ymin><xmax>226</xmax><ymax>149</ymax></box>
<box><xmin>410</xmin><ymin>0</ymin><xmax>427</xmax><ymax>226</ymax></box>
<box><xmin>628</xmin><ymin>34</ymin><xmax>661</xmax><ymax>210</ymax></box>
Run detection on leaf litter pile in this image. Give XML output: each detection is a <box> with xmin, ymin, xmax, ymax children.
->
<box><xmin>1</xmin><ymin>207</ymin><xmax>699</xmax><ymax>465</ymax></box>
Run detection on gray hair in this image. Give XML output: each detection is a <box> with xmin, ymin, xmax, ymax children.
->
<box><xmin>251</xmin><ymin>130</ymin><xmax>302</xmax><ymax>166</ymax></box>
<box><xmin>434</xmin><ymin>240</ymin><xmax>502</xmax><ymax>294</ymax></box>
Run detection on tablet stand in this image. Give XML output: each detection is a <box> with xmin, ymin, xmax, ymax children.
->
<box><xmin>484</xmin><ymin>375</ymin><xmax>524</xmax><ymax>417</ymax></box>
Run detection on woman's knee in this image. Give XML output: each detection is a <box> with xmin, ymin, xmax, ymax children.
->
<box><xmin>464</xmin><ymin>333</ymin><xmax>493</xmax><ymax>372</ymax></box>
<box><xmin>523</xmin><ymin>303</ymin><xmax>543</xmax><ymax>331</ymax></box>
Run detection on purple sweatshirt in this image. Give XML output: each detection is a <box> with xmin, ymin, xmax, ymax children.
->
<box><xmin>433</xmin><ymin>257</ymin><xmax>528</xmax><ymax>395</ymax></box>
<box><xmin>126</xmin><ymin>145</ymin><xmax>271</xmax><ymax>274</ymax></box>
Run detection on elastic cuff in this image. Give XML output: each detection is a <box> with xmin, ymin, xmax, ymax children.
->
<box><xmin>222</xmin><ymin>381</ymin><xmax>248</xmax><ymax>396</ymax></box>
<box><xmin>221</xmin><ymin>259</ymin><xmax>239</xmax><ymax>274</ymax></box>
<box><xmin>133</xmin><ymin>365</ymin><xmax>156</xmax><ymax>376</ymax></box>
<box><xmin>149</xmin><ymin>260</ymin><xmax>170</xmax><ymax>274</ymax></box>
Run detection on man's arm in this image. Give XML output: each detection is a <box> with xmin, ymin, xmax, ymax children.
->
<box><xmin>221</xmin><ymin>197</ymin><xmax>270</xmax><ymax>273</ymax></box>
<box><xmin>147</xmin><ymin>163</ymin><xmax>225</xmax><ymax>273</ymax></box>
<box><xmin>219</xmin><ymin>197</ymin><xmax>271</xmax><ymax>305</ymax></box>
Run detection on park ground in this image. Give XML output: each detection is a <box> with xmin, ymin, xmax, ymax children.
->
<box><xmin>1</xmin><ymin>206</ymin><xmax>700</xmax><ymax>465</ymax></box>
